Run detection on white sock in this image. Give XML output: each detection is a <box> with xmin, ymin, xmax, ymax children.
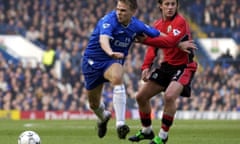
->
<box><xmin>142</xmin><ymin>126</ymin><xmax>152</xmax><ymax>134</ymax></box>
<box><xmin>113</xmin><ymin>84</ymin><xmax>126</xmax><ymax>127</ymax></box>
<box><xmin>93</xmin><ymin>103</ymin><xmax>106</xmax><ymax>122</ymax></box>
<box><xmin>159</xmin><ymin>128</ymin><xmax>168</xmax><ymax>140</ymax></box>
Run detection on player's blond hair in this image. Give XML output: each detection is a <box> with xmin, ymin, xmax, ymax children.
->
<box><xmin>118</xmin><ymin>0</ymin><xmax>138</xmax><ymax>10</ymax></box>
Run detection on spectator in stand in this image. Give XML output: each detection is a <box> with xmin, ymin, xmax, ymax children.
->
<box><xmin>233</xmin><ymin>18</ymin><xmax>240</xmax><ymax>44</ymax></box>
<box><xmin>42</xmin><ymin>39</ymin><xmax>56</xmax><ymax>74</ymax></box>
<box><xmin>70</xmin><ymin>44</ymin><xmax>82</xmax><ymax>72</ymax></box>
<box><xmin>217</xmin><ymin>48</ymin><xmax>234</xmax><ymax>67</ymax></box>
<box><xmin>218</xmin><ymin>49</ymin><xmax>233</xmax><ymax>60</ymax></box>
<box><xmin>0</xmin><ymin>70</ymin><xmax>8</xmax><ymax>92</ymax></box>
<box><xmin>25</xmin><ymin>26</ymin><xmax>39</xmax><ymax>42</ymax></box>
<box><xmin>187</xmin><ymin>0</ymin><xmax>240</xmax><ymax>42</ymax></box>
<box><xmin>189</xmin><ymin>0</ymin><xmax>204</xmax><ymax>25</ymax></box>
<box><xmin>236</xmin><ymin>97</ymin><xmax>240</xmax><ymax>111</ymax></box>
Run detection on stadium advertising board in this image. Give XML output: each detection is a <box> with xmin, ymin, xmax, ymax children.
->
<box><xmin>20</xmin><ymin>111</ymin><xmax>97</xmax><ymax>120</ymax></box>
<box><xmin>0</xmin><ymin>110</ymin><xmax>20</xmax><ymax>120</ymax></box>
<box><xmin>1</xmin><ymin>110</ymin><xmax>240</xmax><ymax>120</ymax></box>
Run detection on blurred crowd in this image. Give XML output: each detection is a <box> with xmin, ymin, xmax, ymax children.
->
<box><xmin>182</xmin><ymin>0</ymin><xmax>240</xmax><ymax>44</ymax></box>
<box><xmin>0</xmin><ymin>0</ymin><xmax>239</xmax><ymax>112</ymax></box>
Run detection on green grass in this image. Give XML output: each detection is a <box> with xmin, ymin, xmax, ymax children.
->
<box><xmin>1</xmin><ymin>119</ymin><xmax>240</xmax><ymax>144</ymax></box>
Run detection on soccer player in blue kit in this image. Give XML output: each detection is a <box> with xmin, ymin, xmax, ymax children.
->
<box><xmin>81</xmin><ymin>0</ymin><xmax>195</xmax><ymax>140</ymax></box>
<box><xmin>81</xmin><ymin>0</ymin><xmax>160</xmax><ymax>139</ymax></box>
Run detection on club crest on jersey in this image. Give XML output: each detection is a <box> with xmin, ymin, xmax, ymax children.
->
<box><xmin>103</xmin><ymin>23</ymin><xmax>110</xmax><ymax>29</ymax></box>
<box><xmin>167</xmin><ymin>25</ymin><xmax>172</xmax><ymax>33</ymax></box>
<box><xmin>173</xmin><ymin>29</ymin><xmax>181</xmax><ymax>36</ymax></box>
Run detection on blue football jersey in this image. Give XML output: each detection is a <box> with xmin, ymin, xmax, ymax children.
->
<box><xmin>84</xmin><ymin>10</ymin><xmax>160</xmax><ymax>61</ymax></box>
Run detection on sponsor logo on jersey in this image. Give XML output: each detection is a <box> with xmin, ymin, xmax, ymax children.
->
<box><xmin>103</xmin><ymin>23</ymin><xmax>110</xmax><ymax>29</ymax></box>
<box><xmin>114</xmin><ymin>37</ymin><xmax>131</xmax><ymax>48</ymax></box>
<box><xmin>173</xmin><ymin>29</ymin><xmax>181</xmax><ymax>36</ymax></box>
<box><xmin>118</xmin><ymin>30</ymin><xmax>124</xmax><ymax>34</ymax></box>
<box><xmin>114</xmin><ymin>40</ymin><xmax>130</xmax><ymax>47</ymax></box>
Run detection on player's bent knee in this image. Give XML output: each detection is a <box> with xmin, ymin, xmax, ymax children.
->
<box><xmin>164</xmin><ymin>93</ymin><xmax>177</xmax><ymax>103</ymax></box>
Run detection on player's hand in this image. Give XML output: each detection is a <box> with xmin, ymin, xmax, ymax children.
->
<box><xmin>141</xmin><ymin>68</ymin><xmax>150</xmax><ymax>82</ymax></box>
<box><xmin>109</xmin><ymin>51</ymin><xmax>124</xmax><ymax>59</ymax></box>
<box><xmin>178</xmin><ymin>40</ymin><xmax>197</xmax><ymax>53</ymax></box>
<box><xmin>160</xmin><ymin>32</ymin><xmax>167</xmax><ymax>37</ymax></box>
<box><xmin>135</xmin><ymin>33</ymin><xmax>147</xmax><ymax>43</ymax></box>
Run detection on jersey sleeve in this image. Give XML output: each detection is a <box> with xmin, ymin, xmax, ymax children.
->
<box><xmin>141</xmin><ymin>46</ymin><xmax>157</xmax><ymax>70</ymax></box>
<box><xmin>99</xmin><ymin>12</ymin><xmax>115</xmax><ymax>38</ymax></box>
<box><xmin>135</xmin><ymin>19</ymin><xmax>160</xmax><ymax>37</ymax></box>
<box><xmin>142</xmin><ymin>24</ymin><xmax>160</xmax><ymax>37</ymax></box>
<box><xmin>143</xmin><ymin>18</ymin><xmax>188</xmax><ymax>48</ymax></box>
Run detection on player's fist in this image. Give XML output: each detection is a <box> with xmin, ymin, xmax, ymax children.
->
<box><xmin>178</xmin><ymin>40</ymin><xmax>197</xmax><ymax>53</ymax></box>
<box><xmin>141</xmin><ymin>68</ymin><xmax>150</xmax><ymax>82</ymax></box>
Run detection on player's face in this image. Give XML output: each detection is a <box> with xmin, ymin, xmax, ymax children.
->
<box><xmin>116</xmin><ymin>1</ymin><xmax>135</xmax><ymax>26</ymax></box>
<box><xmin>160</xmin><ymin>0</ymin><xmax>178</xmax><ymax>19</ymax></box>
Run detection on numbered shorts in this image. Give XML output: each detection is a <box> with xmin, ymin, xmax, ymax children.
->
<box><xmin>149</xmin><ymin>62</ymin><xmax>198</xmax><ymax>97</ymax></box>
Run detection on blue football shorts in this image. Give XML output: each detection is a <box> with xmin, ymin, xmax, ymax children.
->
<box><xmin>81</xmin><ymin>57</ymin><xmax>124</xmax><ymax>90</ymax></box>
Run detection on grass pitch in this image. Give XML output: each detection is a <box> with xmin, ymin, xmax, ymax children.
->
<box><xmin>1</xmin><ymin>119</ymin><xmax>240</xmax><ymax>144</ymax></box>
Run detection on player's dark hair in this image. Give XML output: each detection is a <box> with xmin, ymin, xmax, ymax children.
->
<box><xmin>158</xmin><ymin>0</ymin><xmax>179</xmax><ymax>5</ymax></box>
<box><xmin>158</xmin><ymin>0</ymin><xmax>179</xmax><ymax>13</ymax></box>
<box><xmin>119</xmin><ymin>0</ymin><xmax>138</xmax><ymax>10</ymax></box>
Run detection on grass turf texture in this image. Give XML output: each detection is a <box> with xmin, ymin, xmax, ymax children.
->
<box><xmin>1</xmin><ymin>119</ymin><xmax>240</xmax><ymax>144</ymax></box>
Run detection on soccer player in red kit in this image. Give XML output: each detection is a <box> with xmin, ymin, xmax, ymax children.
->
<box><xmin>128</xmin><ymin>0</ymin><xmax>198</xmax><ymax>144</ymax></box>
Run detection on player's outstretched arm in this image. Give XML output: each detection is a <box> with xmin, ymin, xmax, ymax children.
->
<box><xmin>136</xmin><ymin>32</ymin><xmax>196</xmax><ymax>52</ymax></box>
